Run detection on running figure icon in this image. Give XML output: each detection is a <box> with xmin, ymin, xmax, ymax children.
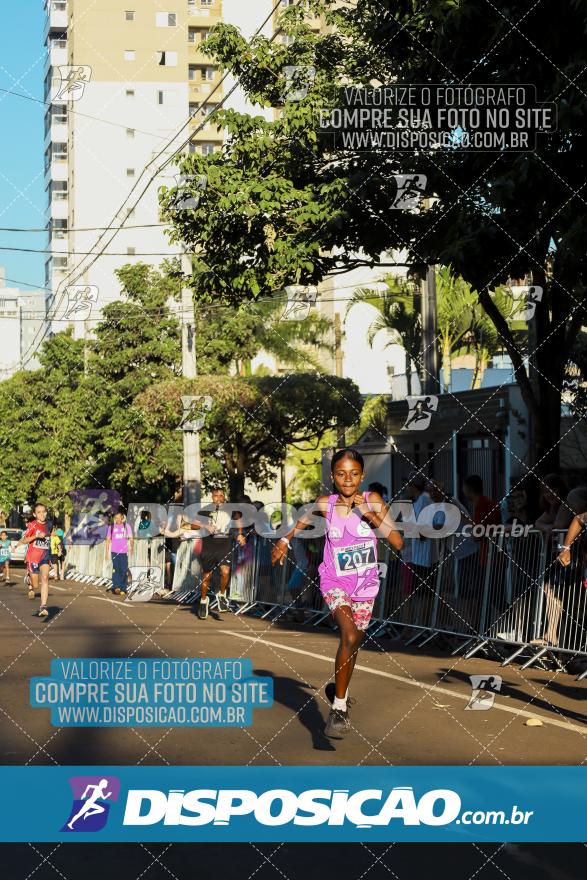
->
<box><xmin>403</xmin><ymin>395</ymin><xmax>438</xmax><ymax>431</ymax></box>
<box><xmin>67</xmin><ymin>779</ymin><xmax>112</xmax><ymax>829</ymax></box>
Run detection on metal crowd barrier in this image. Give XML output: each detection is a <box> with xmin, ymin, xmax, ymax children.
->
<box><xmin>61</xmin><ymin>527</ymin><xmax>587</xmax><ymax>677</ymax></box>
<box><xmin>63</xmin><ymin>536</ymin><xmax>167</xmax><ymax>591</ymax></box>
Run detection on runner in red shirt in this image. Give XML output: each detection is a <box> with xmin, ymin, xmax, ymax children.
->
<box><xmin>19</xmin><ymin>503</ymin><xmax>52</xmax><ymax>617</ymax></box>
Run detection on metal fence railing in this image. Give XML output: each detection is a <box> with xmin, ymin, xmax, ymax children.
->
<box><xmin>60</xmin><ymin>529</ymin><xmax>587</xmax><ymax>677</ymax></box>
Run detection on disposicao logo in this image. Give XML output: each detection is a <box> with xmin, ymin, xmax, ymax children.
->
<box><xmin>122</xmin><ymin>786</ymin><xmax>462</xmax><ymax>827</ymax></box>
<box><xmin>61</xmin><ymin>776</ymin><xmax>120</xmax><ymax>832</ymax></box>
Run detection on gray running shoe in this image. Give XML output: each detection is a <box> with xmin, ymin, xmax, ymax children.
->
<box><xmin>197</xmin><ymin>597</ymin><xmax>209</xmax><ymax>620</ymax></box>
<box><xmin>217</xmin><ymin>593</ymin><xmax>231</xmax><ymax>613</ymax></box>
<box><xmin>324</xmin><ymin>707</ymin><xmax>350</xmax><ymax>739</ymax></box>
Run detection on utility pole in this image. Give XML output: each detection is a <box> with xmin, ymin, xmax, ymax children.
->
<box><xmin>420</xmin><ymin>265</ymin><xmax>440</xmax><ymax>395</ymax></box>
<box><xmin>181</xmin><ymin>250</ymin><xmax>201</xmax><ymax>506</ymax></box>
<box><xmin>334</xmin><ymin>311</ymin><xmax>346</xmax><ymax>447</ymax></box>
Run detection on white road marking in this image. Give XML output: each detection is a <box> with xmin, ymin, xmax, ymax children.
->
<box><xmin>88</xmin><ymin>596</ymin><xmax>138</xmax><ymax>607</ymax></box>
<box><xmin>220</xmin><ymin>630</ymin><xmax>587</xmax><ymax>735</ymax></box>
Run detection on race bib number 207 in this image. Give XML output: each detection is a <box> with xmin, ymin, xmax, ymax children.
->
<box><xmin>334</xmin><ymin>541</ymin><xmax>377</xmax><ymax>576</ymax></box>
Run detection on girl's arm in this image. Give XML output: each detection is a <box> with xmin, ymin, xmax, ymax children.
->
<box><xmin>271</xmin><ymin>496</ymin><xmax>329</xmax><ymax>566</ymax></box>
<box><xmin>356</xmin><ymin>492</ymin><xmax>404</xmax><ymax>551</ymax></box>
<box><xmin>558</xmin><ymin>515</ymin><xmax>585</xmax><ymax>566</ymax></box>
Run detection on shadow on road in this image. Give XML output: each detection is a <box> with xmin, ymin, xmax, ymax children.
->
<box><xmin>254</xmin><ymin>668</ymin><xmax>336</xmax><ymax>752</ymax></box>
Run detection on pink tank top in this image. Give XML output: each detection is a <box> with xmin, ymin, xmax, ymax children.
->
<box><xmin>318</xmin><ymin>492</ymin><xmax>380</xmax><ymax>600</ymax></box>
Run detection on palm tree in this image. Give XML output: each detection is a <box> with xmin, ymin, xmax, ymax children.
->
<box><xmin>467</xmin><ymin>286</ymin><xmax>514</xmax><ymax>388</ymax></box>
<box><xmin>346</xmin><ymin>275</ymin><xmax>421</xmax><ymax>394</ymax></box>
<box><xmin>435</xmin><ymin>265</ymin><xmax>477</xmax><ymax>392</ymax></box>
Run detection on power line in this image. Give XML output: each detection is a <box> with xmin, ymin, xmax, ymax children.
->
<box><xmin>0</xmin><ymin>86</ymin><xmax>181</xmax><ymax>140</ymax></box>
<box><xmin>0</xmin><ymin>223</ymin><xmax>168</xmax><ymax>233</ymax></box>
<box><xmin>19</xmin><ymin>0</ymin><xmax>301</xmax><ymax>368</ymax></box>
<box><xmin>0</xmin><ymin>245</ymin><xmax>183</xmax><ymax>256</ymax></box>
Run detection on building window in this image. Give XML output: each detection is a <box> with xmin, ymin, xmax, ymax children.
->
<box><xmin>126</xmin><ymin>168</ymin><xmax>135</xmax><ymax>177</ymax></box>
<box><xmin>156</xmin><ymin>50</ymin><xmax>178</xmax><ymax>66</ymax></box>
<box><xmin>125</xmin><ymin>10</ymin><xmax>134</xmax><ymax>20</ymax></box>
<box><xmin>51</xmin><ymin>219</ymin><xmax>68</xmax><ymax>239</ymax></box>
<box><xmin>51</xmin><ymin>180</ymin><xmax>68</xmax><ymax>200</ymax></box>
<box><xmin>52</xmin><ymin>142</ymin><xmax>67</xmax><ymax>160</ymax></box>
<box><xmin>200</xmin><ymin>143</ymin><xmax>215</xmax><ymax>155</ymax></box>
<box><xmin>126</xmin><ymin>128</ymin><xmax>135</xmax><ymax>137</ymax></box>
<box><xmin>124</xmin><ymin>49</ymin><xmax>135</xmax><ymax>61</ymax></box>
<box><xmin>188</xmin><ymin>65</ymin><xmax>197</xmax><ymax>81</ymax></box>
<box><xmin>202</xmin><ymin>67</ymin><xmax>215</xmax><ymax>81</ymax></box>
<box><xmin>201</xmin><ymin>0</ymin><xmax>213</xmax><ymax>6</ymax></box>
<box><xmin>53</xmin><ymin>256</ymin><xmax>69</xmax><ymax>269</ymax></box>
<box><xmin>127</xmin><ymin>247</ymin><xmax>136</xmax><ymax>255</ymax></box>
<box><xmin>188</xmin><ymin>27</ymin><xmax>197</xmax><ymax>42</ymax></box>
<box><xmin>126</xmin><ymin>88</ymin><xmax>135</xmax><ymax>97</ymax></box>
<box><xmin>156</xmin><ymin>12</ymin><xmax>177</xmax><ymax>26</ymax></box>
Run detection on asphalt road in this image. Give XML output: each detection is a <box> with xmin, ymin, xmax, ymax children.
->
<box><xmin>0</xmin><ymin>566</ymin><xmax>585</xmax><ymax>767</ymax></box>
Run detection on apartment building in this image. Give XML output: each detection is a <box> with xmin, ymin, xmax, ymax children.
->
<box><xmin>0</xmin><ymin>268</ymin><xmax>49</xmax><ymax>378</ymax></box>
<box><xmin>42</xmin><ymin>0</ymin><xmax>407</xmax><ymax>394</ymax></box>
<box><xmin>42</xmin><ymin>0</ymin><xmax>275</xmax><ymax>348</ymax></box>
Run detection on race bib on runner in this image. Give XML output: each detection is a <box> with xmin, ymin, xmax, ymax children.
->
<box><xmin>333</xmin><ymin>541</ymin><xmax>377</xmax><ymax>576</ymax></box>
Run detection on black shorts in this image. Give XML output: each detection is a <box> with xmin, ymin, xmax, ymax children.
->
<box><xmin>200</xmin><ymin>538</ymin><xmax>232</xmax><ymax>573</ymax></box>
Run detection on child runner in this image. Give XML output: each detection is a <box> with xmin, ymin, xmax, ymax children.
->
<box><xmin>272</xmin><ymin>448</ymin><xmax>403</xmax><ymax>739</ymax></box>
<box><xmin>0</xmin><ymin>531</ymin><xmax>11</xmax><ymax>583</ymax></box>
<box><xmin>18</xmin><ymin>503</ymin><xmax>52</xmax><ymax>617</ymax></box>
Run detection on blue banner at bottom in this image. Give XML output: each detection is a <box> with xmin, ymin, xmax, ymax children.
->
<box><xmin>0</xmin><ymin>766</ymin><xmax>584</xmax><ymax>842</ymax></box>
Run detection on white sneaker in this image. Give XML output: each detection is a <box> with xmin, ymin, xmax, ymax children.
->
<box><xmin>217</xmin><ymin>593</ymin><xmax>231</xmax><ymax>613</ymax></box>
<box><xmin>197</xmin><ymin>597</ymin><xmax>209</xmax><ymax>620</ymax></box>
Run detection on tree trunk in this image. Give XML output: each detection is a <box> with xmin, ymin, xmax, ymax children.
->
<box><xmin>442</xmin><ymin>339</ymin><xmax>452</xmax><ymax>393</ymax></box>
<box><xmin>227</xmin><ymin>471</ymin><xmax>246</xmax><ymax>502</ymax></box>
<box><xmin>405</xmin><ymin>351</ymin><xmax>412</xmax><ymax>395</ymax></box>
<box><xmin>532</xmin><ymin>370</ymin><xmax>562</xmax><ymax>476</ymax></box>
<box><xmin>471</xmin><ymin>348</ymin><xmax>487</xmax><ymax>389</ymax></box>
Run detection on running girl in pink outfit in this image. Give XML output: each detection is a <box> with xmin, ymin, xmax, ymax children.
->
<box><xmin>272</xmin><ymin>448</ymin><xmax>403</xmax><ymax>739</ymax></box>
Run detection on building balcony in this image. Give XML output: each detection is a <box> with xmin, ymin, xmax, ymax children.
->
<box><xmin>187</xmin><ymin>2</ymin><xmax>221</xmax><ymax>25</ymax></box>
<box><xmin>45</xmin><ymin>158</ymin><xmax>68</xmax><ymax>182</ymax></box>
<box><xmin>189</xmin><ymin>119</ymin><xmax>223</xmax><ymax>141</ymax></box>
<box><xmin>48</xmin><ymin>196</ymin><xmax>69</xmax><ymax>220</ymax></box>
<box><xmin>48</xmin><ymin>233</ymin><xmax>68</xmax><ymax>254</ymax></box>
<box><xmin>44</xmin><ymin>120</ymin><xmax>68</xmax><ymax>146</ymax></box>
<box><xmin>189</xmin><ymin>77</ymin><xmax>223</xmax><ymax>100</ymax></box>
<box><xmin>188</xmin><ymin>43</ymin><xmax>211</xmax><ymax>66</ymax></box>
<box><xmin>45</xmin><ymin>0</ymin><xmax>68</xmax><ymax>34</ymax></box>
<box><xmin>47</xmin><ymin>43</ymin><xmax>67</xmax><ymax>68</ymax></box>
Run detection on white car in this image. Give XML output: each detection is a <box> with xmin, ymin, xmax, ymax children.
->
<box><xmin>3</xmin><ymin>528</ymin><xmax>27</xmax><ymax>563</ymax></box>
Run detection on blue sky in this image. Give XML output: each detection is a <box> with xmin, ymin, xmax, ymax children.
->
<box><xmin>0</xmin><ymin>0</ymin><xmax>46</xmax><ymax>292</ymax></box>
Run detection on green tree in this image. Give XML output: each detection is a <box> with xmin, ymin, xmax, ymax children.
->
<box><xmin>84</xmin><ymin>261</ymin><xmax>182</xmax><ymax>499</ymax></box>
<box><xmin>196</xmin><ymin>297</ymin><xmax>332</xmax><ymax>376</ymax></box>
<box><xmin>160</xmin><ymin>0</ymin><xmax>587</xmax><ymax>472</ymax></box>
<box><xmin>134</xmin><ymin>374</ymin><xmax>363</xmax><ymax>500</ymax></box>
<box><xmin>0</xmin><ymin>328</ymin><xmax>91</xmax><ymax>511</ymax></box>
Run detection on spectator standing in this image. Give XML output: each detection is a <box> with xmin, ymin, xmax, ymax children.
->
<box><xmin>0</xmin><ymin>530</ymin><xmax>11</xmax><ymax>583</ymax></box>
<box><xmin>50</xmin><ymin>524</ymin><xmax>66</xmax><ymax>581</ymax></box>
<box><xmin>106</xmin><ymin>512</ymin><xmax>134</xmax><ymax>596</ymax></box>
<box><xmin>535</xmin><ymin>474</ymin><xmax>570</xmax><ymax>535</ymax></box>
